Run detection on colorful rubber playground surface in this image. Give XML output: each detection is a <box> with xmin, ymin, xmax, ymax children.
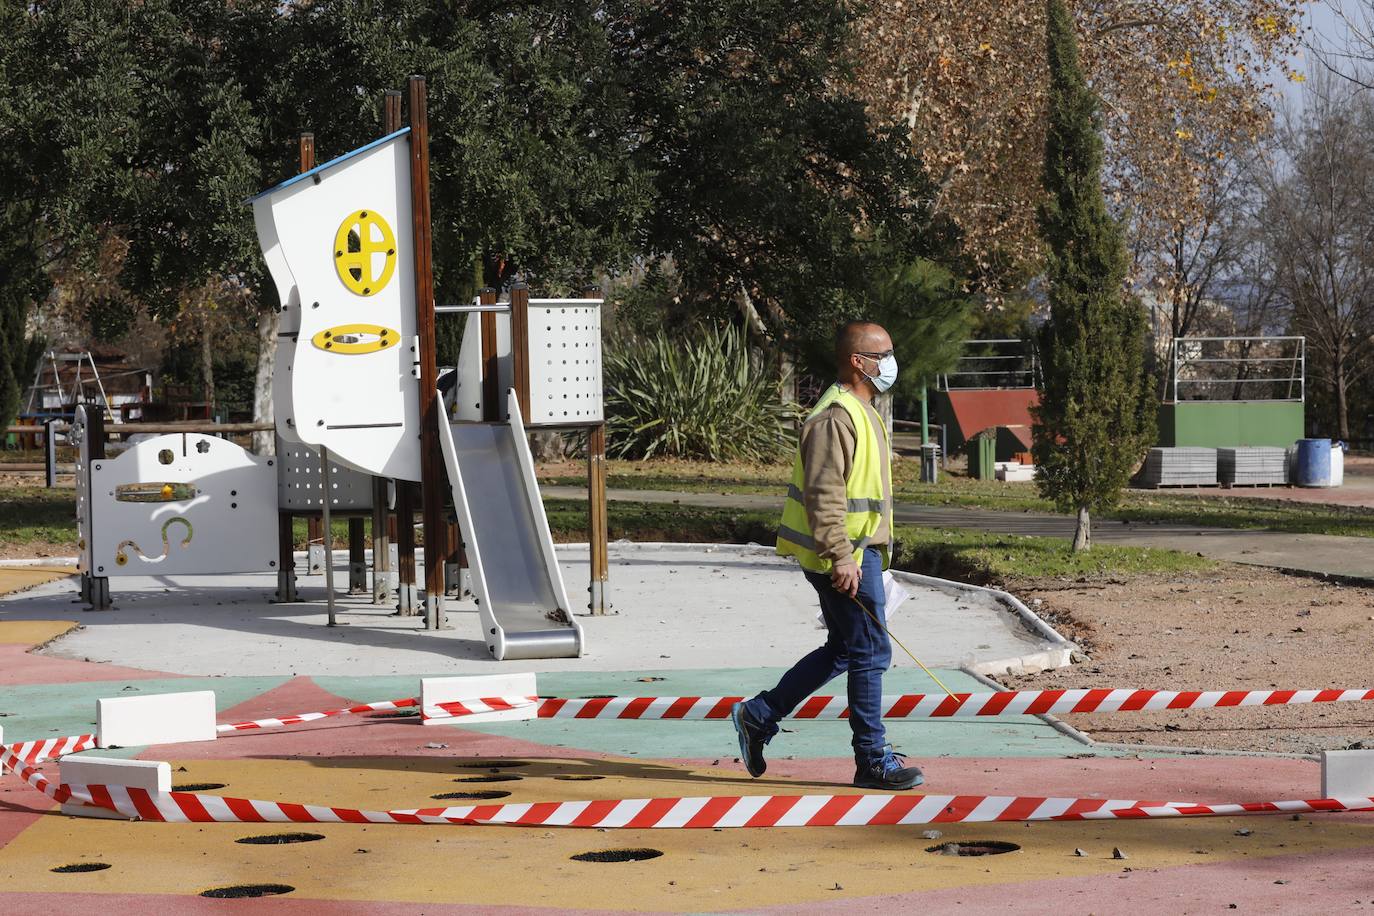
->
<box><xmin>2</xmin><ymin>547</ymin><xmax>1372</xmax><ymax>913</ymax></box>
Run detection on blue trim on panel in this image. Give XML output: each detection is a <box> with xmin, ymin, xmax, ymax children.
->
<box><xmin>247</xmin><ymin>127</ymin><xmax>411</xmax><ymax>203</ymax></box>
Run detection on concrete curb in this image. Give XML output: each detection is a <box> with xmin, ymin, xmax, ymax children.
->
<box><xmin>0</xmin><ymin>557</ymin><xmax>79</xmax><ymax>568</ymax></box>
<box><xmin>890</xmin><ymin>570</ymin><xmax>1079</xmax><ymax>676</ymax></box>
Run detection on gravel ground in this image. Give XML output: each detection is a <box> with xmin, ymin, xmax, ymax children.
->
<box><xmin>1000</xmin><ymin>566</ymin><xmax>1374</xmax><ymax>754</ymax></box>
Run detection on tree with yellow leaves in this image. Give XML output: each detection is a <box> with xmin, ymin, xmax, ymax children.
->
<box><xmin>851</xmin><ymin>0</ymin><xmax>1306</xmax><ymax>288</ymax></box>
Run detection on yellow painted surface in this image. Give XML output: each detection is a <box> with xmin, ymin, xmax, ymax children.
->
<box><xmin>3</xmin><ymin>755</ymin><xmax>1372</xmax><ymax>909</ymax></box>
<box><xmin>0</xmin><ymin>619</ymin><xmax>78</xmax><ymax>648</ymax></box>
<box><xmin>0</xmin><ymin>567</ymin><xmax>74</xmax><ymax>600</ymax></box>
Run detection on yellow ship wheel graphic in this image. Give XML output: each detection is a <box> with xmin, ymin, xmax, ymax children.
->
<box><xmin>311</xmin><ymin>324</ymin><xmax>399</xmax><ymax>354</ymax></box>
<box><xmin>334</xmin><ymin>209</ymin><xmax>397</xmax><ymax>296</ymax></box>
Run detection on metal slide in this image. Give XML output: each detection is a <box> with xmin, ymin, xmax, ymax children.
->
<box><xmin>437</xmin><ymin>389</ymin><xmax>585</xmax><ymax>660</ymax></box>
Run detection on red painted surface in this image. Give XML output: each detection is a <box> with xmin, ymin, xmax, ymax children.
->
<box><xmin>942</xmin><ymin>388</ymin><xmax>1040</xmax><ymax>447</ymax></box>
<box><xmin>142</xmin><ymin>677</ymin><xmax>607</xmax><ymax>765</ymax></box>
<box><xmin>0</xmin><ymin>643</ymin><xmax>176</xmax><ymax>686</ymax></box>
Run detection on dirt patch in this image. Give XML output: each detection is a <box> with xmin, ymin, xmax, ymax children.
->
<box><xmin>999</xmin><ymin>565</ymin><xmax>1374</xmax><ymax>754</ymax></box>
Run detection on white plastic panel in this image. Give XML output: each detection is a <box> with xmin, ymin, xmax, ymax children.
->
<box><xmin>252</xmin><ymin>132</ymin><xmax>421</xmax><ymax>480</ymax></box>
<box><xmin>74</xmin><ymin>405</ymin><xmax>93</xmax><ymax>576</ymax></box>
<box><xmin>452</xmin><ymin>308</ymin><xmax>512</xmax><ymax>422</ymax></box>
<box><xmin>527</xmin><ymin>299</ymin><xmax>603</xmax><ymax>426</ymax></box>
<box><xmin>252</xmin><ymin>197</ymin><xmax>302</xmax><ymax>444</ymax></box>
<box><xmin>87</xmin><ymin>434</ymin><xmax>277</xmax><ymax>577</ymax></box>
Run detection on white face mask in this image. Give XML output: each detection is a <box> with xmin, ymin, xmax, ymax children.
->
<box><xmin>861</xmin><ymin>354</ymin><xmax>899</xmax><ymax>393</ymax></box>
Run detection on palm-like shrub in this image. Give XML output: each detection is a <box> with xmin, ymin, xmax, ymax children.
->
<box><xmin>603</xmin><ymin>323</ymin><xmax>797</xmax><ymax>461</ymax></box>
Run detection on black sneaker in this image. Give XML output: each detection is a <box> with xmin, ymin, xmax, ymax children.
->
<box><xmin>731</xmin><ymin>701</ymin><xmax>767</xmax><ymax>778</ymax></box>
<box><xmin>853</xmin><ymin>745</ymin><xmax>924</xmax><ymax>790</ymax></box>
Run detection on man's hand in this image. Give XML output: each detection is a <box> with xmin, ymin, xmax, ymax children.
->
<box><xmin>830</xmin><ymin>559</ymin><xmax>861</xmax><ymax>598</ymax></box>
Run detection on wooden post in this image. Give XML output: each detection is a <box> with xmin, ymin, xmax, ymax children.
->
<box><xmin>383</xmin><ymin>90</ymin><xmax>402</xmax><ymax>134</ymax></box>
<box><xmin>583</xmin><ymin>286</ymin><xmax>611</xmax><ymax>615</ymax></box>
<box><xmin>371</xmin><ymin>90</ymin><xmax>402</xmax><ymax>606</ymax></box>
<box><xmin>407</xmin><ymin>75</ymin><xmax>447</xmax><ymax>630</ymax></box>
<box><xmin>479</xmin><ymin>286</ymin><xmax>499</xmax><ymax>422</ymax></box>
<box><xmin>276</xmin><ymin>132</ymin><xmax>315</xmax><ymax>605</ymax></box>
<box><xmin>396</xmin><ymin>480</ymin><xmax>418</xmax><ymax>614</ymax></box>
<box><xmin>276</xmin><ymin>510</ymin><xmax>296</xmax><ymax>603</ymax></box>
<box><xmin>509</xmin><ymin>283</ymin><xmax>530</xmax><ymax>421</ymax></box>
<box><xmin>370</xmin><ymin>477</ymin><xmax>392</xmax><ymax>604</ymax></box>
<box><xmin>347</xmin><ymin>517</ymin><xmax>367</xmax><ymax>593</ymax></box>
<box><xmin>321</xmin><ymin>446</ymin><xmax>340</xmax><ymax>626</ymax></box>
<box><xmin>299</xmin><ymin>132</ymin><xmax>315</xmax><ymax>172</ymax></box>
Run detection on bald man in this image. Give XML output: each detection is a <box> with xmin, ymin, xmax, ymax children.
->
<box><xmin>732</xmin><ymin>321</ymin><xmax>924</xmax><ymax>790</ymax></box>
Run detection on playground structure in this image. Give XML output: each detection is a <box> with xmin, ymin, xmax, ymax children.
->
<box><xmin>1159</xmin><ymin>335</ymin><xmax>1305</xmax><ymax>448</ymax></box>
<box><xmin>72</xmin><ymin>78</ymin><xmax>606</xmax><ymax>660</ymax></box>
<box><xmin>933</xmin><ymin>338</ymin><xmax>1040</xmax><ymax>478</ymax></box>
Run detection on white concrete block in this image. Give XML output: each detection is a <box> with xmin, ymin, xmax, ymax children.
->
<box><xmin>59</xmin><ymin>755</ymin><xmax>170</xmax><ymax>820</ymax></box>
<box><xmin>421</xmin><ymin>673</ymin><xmax>538</xmax><ymax>726</ymax></box>
<box><xmin>97</xmin><ymin>690</ymin><xmax>217</xmax><ymax>748</ymax></box>
<box><xmin>1322</xmin><ymin>749</ymin><xmax>1374</xmax><ymax>797</ymax></box>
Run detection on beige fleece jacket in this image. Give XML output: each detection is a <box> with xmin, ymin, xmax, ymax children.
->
<box><xmin>797</xmin><ymin>390</ymin><xmax>891</xmax><ymax>566</ymax></box>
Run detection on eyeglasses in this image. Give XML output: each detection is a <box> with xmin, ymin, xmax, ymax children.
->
<box><xmin>855</xmin><ymin>350</ymin><xmax>894</xmax><ymax>360</ymax></box>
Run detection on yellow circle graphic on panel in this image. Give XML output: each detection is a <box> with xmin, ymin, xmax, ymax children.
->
<box><xmin>333</xmin><ymin>209</ymin><xmax>397</xmax><ymax>296</ymax></box>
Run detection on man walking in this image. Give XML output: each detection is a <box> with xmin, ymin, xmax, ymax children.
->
<box><xmin>732</xmin><ymin>320</ymin><xmax>923</xmax><ymax>790</ymax></box>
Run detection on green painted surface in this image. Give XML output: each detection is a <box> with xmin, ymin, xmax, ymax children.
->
<box><xmin>1158</xmin><ymin>401</ymin><xmax>1304</xmax><ymax>448</ymax></box>
<box><xmin>0</xmin><ymin>677</ymin><xmax>290</xmax><ymax>748</ymax></box>
<box><xmin>3</xmin><ymin>670</ymin><xmax>1103</xmax><ymax>763</ymax></box>
<box><xmin>321</xmin><ymin>668</ymin><xmax>1105</xmax><ymax>761</ymax></box>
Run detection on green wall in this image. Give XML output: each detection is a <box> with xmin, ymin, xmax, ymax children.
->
<box><xmin>1158</xmin><ymin>401</ymin><xmax>1304</xmax><ymax>448</ymax></box>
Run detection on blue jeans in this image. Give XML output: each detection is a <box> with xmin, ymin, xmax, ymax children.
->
<box><xmin>743</xmin><ymin>547</ymin><xmax>891</xmax><ymax>761</ymax></box>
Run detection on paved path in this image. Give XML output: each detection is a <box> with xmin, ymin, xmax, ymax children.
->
<box><xmin>546</xmin><ymin>486</ymin><xmax>1374</xmax><ymax>581</ymax></box>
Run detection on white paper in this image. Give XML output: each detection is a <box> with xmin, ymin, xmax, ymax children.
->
<box><xmin>815</xmin><ymin>570</ymin><xmax>911</xmax><ymax>629</ymax></box>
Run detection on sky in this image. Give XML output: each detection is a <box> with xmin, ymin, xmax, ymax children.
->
<box><xmin>1284</xmin><ymin>1</ymin><xmax>1360</xmax><ymax>107</ymax></box>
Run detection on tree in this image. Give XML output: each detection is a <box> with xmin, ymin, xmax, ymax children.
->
<box><xmin>1252</xmin><ymin>76</ymin><xmax>1374</xmax><ymax>439</ymax></box>
<box><xmin>1033</xmin><ymin>0</ymin><xmax>1155</xmax><ymax>552</ymax></box>
<box><xmin>851</xmin><ymin>0</ymin><xmax>1306</xmax><ymax>287</ymax></box>
<box><xmin>610</xmin><ymin>0</ymin><xmax>954</xmax><ymax>337</ymax></box>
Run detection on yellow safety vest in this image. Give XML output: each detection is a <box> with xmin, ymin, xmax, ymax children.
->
<box><xmin>775</xmin><ymin>384</ymin><xmax>890</xmax><ymax>573</ymax></box>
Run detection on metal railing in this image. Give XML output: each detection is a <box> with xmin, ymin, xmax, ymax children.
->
<box><xmin>938</xmin><ymin>339</ymin><xmax>1039</xmax><ymax>391</ymax></box>
<box><xmin>1170</xmin><ymin>336</ymin><xmax>1305</xmax><ymax>403</ymax></box>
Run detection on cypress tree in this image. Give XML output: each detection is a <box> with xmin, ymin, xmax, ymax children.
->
<box><xmin>1032</xmin><ymin>0</ymin><xmax>1155</xmax><ymax>551</ymax></box>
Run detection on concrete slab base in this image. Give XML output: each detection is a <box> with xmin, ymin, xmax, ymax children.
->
<box><xmin>58</xmin><ymin>756</ymin><xmax>169</xmax><ymax>820</ymax></box>
<box><xmin>1323</xmin><ymin>749</ymin><xmax>1374</xmax><ymax>797</ymax></box>
<box><xmin>97</xmin><ymin>691</ymin><xmax>217</xmax><ymax>749</ymax></box>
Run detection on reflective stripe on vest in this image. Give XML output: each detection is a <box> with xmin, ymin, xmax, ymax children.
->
<box><xmin>775</xmin><ymin>384</ymin><xmax>890</xmax><ymax>574</ymax></box>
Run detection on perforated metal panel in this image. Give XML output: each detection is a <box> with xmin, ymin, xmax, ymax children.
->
<box><xmin>527</xmin><ymin>298</ymin><xmax>603</xmax><ymax>426</ymax></box>
<box><xmin>277</xmin><ymin>442</ymin><xmax>374</xmax><ymax>511</ymax></box>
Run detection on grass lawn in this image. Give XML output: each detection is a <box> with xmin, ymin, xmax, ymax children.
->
<box><xmin>539</xmin><ymin>457</ymin><xmax>1374</xmax><ymax>539</ymax></box>
<box><xmin>2</xmin><ymin>483</ymin><xmax>1209</xmax><ymax>584</ymax></box>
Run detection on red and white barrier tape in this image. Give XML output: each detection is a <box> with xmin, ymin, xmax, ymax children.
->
<box><xmin>217</xmin><ymin>697</ymin><xmax>419</xmax><ymax>733</ymax></box>
<box><xmin>423</xmin><ymin>687</ymin><xmax>1374</xmax><ymax>722</ymax></box>
<box><xmin>6</xmin><ymin>734</ymin><xmax>1374</xmax><ymax>830</ymax></box>
<box><xmin>4</xmin><ymin>685</ymin><xmax>1372</xmax><ymax>830</ymax></box>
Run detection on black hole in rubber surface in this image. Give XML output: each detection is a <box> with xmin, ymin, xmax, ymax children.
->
<box><xmin>571</xmin><ymin>848</ymin><xmax>663</xmax><ymax>863</ymax></box>
<box><xmin>235</xmin><ymin>832</ymin><xmax>325</xmax><ymax>845</ymax></box>
<box><xmin>456</xmin><ymin>760</ymin><xmax>530</xmax><ymax>769</ymax></box>
<box><xmin>200</xmin><ymin>884</ymin><xmax>295</xmax><ymax>899</ymax></box>
<box><xmin>454</xmin><ymin>774</ymin><xmax>523</xmax><ymax>783</ymax></box>
<box><xmin>578</xmin><ymin>695</ymin><xmax>615</xmax><ymax>700</ymax></box>
<box><xmin>51</xmin><ymin>862</ymin><xmax>111</xmax><ymax>873</ymax></box>
<box><xmin>554</xmin><ymin>774</ymin><xmax>605</xmax><ymax>781</ymax></box>
<box><xmin>925</xmin><ymin>841</ymin><xmax>1021</xmax><ymax>857</ymax></box>
<box><xmin>369</xmin><ymin>709</ymin><xmax>419</xmax><ymax>718</ymax></box>
<box><xmin>432</xmin><ymin>790</ymin><xmax>510</xmax><ymax>800</ymax></box>
<box><xmin>173</xmin><ymin>783</ymin><xmax>226</xmax><ymax>792</ymax></box>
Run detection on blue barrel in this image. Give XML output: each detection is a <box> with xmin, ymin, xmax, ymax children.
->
<box><xmin>1295</xmin><ymin>438</ymin><xmax>1332</xmax><ymax>487</ymax></box>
